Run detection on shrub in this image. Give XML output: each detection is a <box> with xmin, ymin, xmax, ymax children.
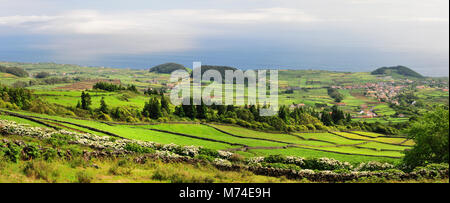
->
<box><xmin>23</xmin><ymin>161</ymin><xmax>60</xmax><ymax>182</ymax></box>
<box><xmin>23</xmin><ymin>143</ymin><xmax>41</xmax><ymax>160</ymax></box>
<box><xmin>198</xmin><ymin>148</ymin><xmax>219</xmax><ymax>158</ymax></box>
<box><xmin>124</xmin><ymin>143</ymin><xmax>155</xmax><ymax>154</ymax></box>
<box><xmin>4</xmin><ymin>143</ymin><xmax>22</xmax><ymax>163</ymax></box>
<box><xmin>75</xmin><ymin>171</ymin><xmax>94</xmax><ymax>183</ymax></box>
<box><xmin>264</xmin><ymin>154</ymin><xmax>286</xmax><ymax>163</ymax></box>
<box><xmin>42</xmin><ymin>148</ymin><xmax>58</xmax><ymax>161</ymax></box>
<box><xmin>355</xmin><ymin>161</ymin><xmax>395</xmax><ymax>171</ymax></box>
<box><xmin>108</xmin><ymin>164</ymin><xmax>133</xmax><ymax>176</ymax></box>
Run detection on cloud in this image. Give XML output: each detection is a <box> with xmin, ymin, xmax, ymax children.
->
<box><xmin>0</xmin><ymin>3</ymin><xmax>448</xmax><ymax>65</ymax></box>
<box><xmin>0</xmin><ymin>8</ymin><xmax>323</xmax><ymax>59</ymax></box>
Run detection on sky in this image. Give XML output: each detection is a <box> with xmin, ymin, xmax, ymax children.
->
<box><xmin>0</xmin><ymin>0</ymin><xmax>448</xmax><ymax>76</ymax></box>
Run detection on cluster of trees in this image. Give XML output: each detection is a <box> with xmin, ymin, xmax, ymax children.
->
<box><xmin>320</xmin><ymin>105</ymin><xmax>352</xmax><ymax>126</ymax></box>
<box><xmin>76</xmin><ymin>91</ymin><xmax>92</xmax><ymax>110</ymax></box>
<box><xmin>0</xmin><ymin>65</ymin><xmax>29</xmax><ymax>77</ymax></box>
<box><xmin>144</xmin><ymin>88</ymin><xmax>167</xmax><ymax>96</ymax></box>
<box><xmin>142</xmin><ymin>96</ymin><xmax>170</xmax><ymax>119</ymax></box>
<box><xmin>403</xmin><ymin>106</ymin><xmax>448</xmax><ymax>168</ymax></box>
<box><xmin>0</xmin><ymin>85</ymin><xmax>33</xmax><ymax>109</ymax></box>
<box><xmin>93</xmin><ymin>82</ymin><xmax>138</xmax><ymax>93</ymax></box>
<box><xmin>327</xmin><ymin>88</ymin><xmax>344</xmax><ymax>102</ymax></box>
<box><xmin>34</xmin><ymin>72</ymin><xmax>51</xmax><ymax>78</ymax></box>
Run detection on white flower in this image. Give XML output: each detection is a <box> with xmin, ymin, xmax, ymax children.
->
<box><xmin>214</xmin><ymin>158</ymin><xmax>232</xmax><ymax>167</ymax></box>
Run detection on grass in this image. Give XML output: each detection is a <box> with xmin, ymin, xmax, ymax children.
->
<box><xmin>294</xmin><ymin>133</ymin><xmax>364</xmax><ymax>145</ymax></box>
<box><xmin>2</xmin><ymin>110</ymin><xmax>414</xmax><ymax>162</ymax></box>
<box><xmin>248</xmin><ymin>147</ymin><xmax>400</xmax><ymax>164</ymax></box>
<box><xmin>138</xmin><ymin>124</ymin><xmax>288</xmax><ymax>148</ymax></box>
<box><xmin>209</xmin><ymin>124</ymin><xmax>335</xmax><ymax>146</ymax></box>
<box><xmin>0</xmin><ymin>114</ymin><xmax>47</xmax><ymax>127</ymax></box>
<box><xmin>0</xmin><ymin>157</ymin><xmax>304</xmax><ymax>183</ymax></box>
<box><xmin>331</xmin><ymin>131</ymin><xmax>413</xmax><ymax>146</ymax></box>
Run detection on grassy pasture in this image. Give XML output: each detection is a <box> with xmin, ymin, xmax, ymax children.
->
<box><xmin>209</xmin><ymin>124</ymin><xmax>335</xmax><ymax>146</ymax></box>
<box><xmin>0</xmin><ymin>114</ymin><xmax>47</xmax><ymax>127</ymax></box>
<box><xmin>137</xmin><ymin>124</ymin><xmax>288</xmax><ymax>148</ymax></box>
<box><xmin>248</xmin><ymin>148</ymin><xmax>400</xmax><ymax>164</ymax></box>
<box><xmin>34</xmin><ymin>90</ymin><xmax>150</xmax><ymax>109</ymax></box>
<box><xmin>331</xmin><ymin>131</ymin><xmax>414</xmax><ymax>146</ymax></box>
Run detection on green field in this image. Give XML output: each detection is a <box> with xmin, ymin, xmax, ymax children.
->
<box><xmin>1</xmin><ymin>110</ymin><xmax>412</xmax><ymax>163</ymax></box>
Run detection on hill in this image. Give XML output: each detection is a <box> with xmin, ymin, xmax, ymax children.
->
<box><xmin>371</xmin><ymin>66</ymin><xmax>423</xmax><ymax>78</ymax></box>
<box><xmin>191</xmin><ymin>65</ymin><xmax>238</xmax><ymax>78</ymax></box>
<box><xmin>0</xmin><ymin>65</ymin><xmax>29</xmax><ymax>77</ymax></box>
<box><xmin>149</xmin><ymin>63</ymin><xmax>188</xmax><ymax>74</ymax></box>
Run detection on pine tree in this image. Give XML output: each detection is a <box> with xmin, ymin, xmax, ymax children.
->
<box><xmin>99</xmin><ymin>97</ymin><xmax>108</xmax><ymax>113</ymax></box>
<box><xmin>278</xmin><ymin>105</ymin><xmax>289</xmax><ymax>122</ymax></box>
<box><xmin>182</xmin><ymin>97</ymin><xmax>196</xmax><ymax>119</ymax></box>
<box><xmin>81</xmin><ymin>91</ymin><xmax>92</xmax><ymax>110</ymax></box>
<box><xmin>148</xmin><ymin>97</ymin><xmax>162</xmax><ymax>119</ymax></box>
<box><xmin>161</xmin><ymin>95</ymin><xmax>170</xmax><ymax>113</ymax></box>
<box><xmin>321</xmin><ymin>110</ymin><xmax>334</xmax><ymax>126</ymax></box>
<box><xmin>196</xmin><ymin>99</ymin><xmax>208</xmax><ymax>119</ymax></box>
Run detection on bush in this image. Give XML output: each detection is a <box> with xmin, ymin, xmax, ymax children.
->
<box><xmin>23</xmin><ymin>161</ymin><xmax>60</xmax><ymax>182</ymax></box>
<box><xmin>42</xmin><ymin>148</ymin><xmax>58</xmax><ymax>161</ymax></box>
<box><xmin>75</xmin><ymin>171</ymin><xmax>94</xmax><ymax>183</ymax></box>
<box><xmin>403</xmin><ymin>107</ymin><xmax>449</xmax><ymax>168</ymax></box>
<box><xmin>124</xmin><ymin>143</ymin><xmax>155</xmax><ymax>154</ymax></box>
<box><xmin>108</xmin><ymin>164</ymin><xmax>133</xmax><ymax>176</ymax></box>
<box><xmin>198</xmin><ymin>148</ymin><xmax>219</xmax><ymax>158</ymax></box>
<box><xmin>264</xmin><ymin>154</ymin><xmax>286</xmax><ymax>163</ymax></box>
<box><xmin>23</xmin><ymin>143</ymin><xmax>41</xmax><ymax>160</ymax></box>
<box><xmin>4</xmin><ymin>143</ymin><xmax>22</xmax><ymax>163</ymax></box>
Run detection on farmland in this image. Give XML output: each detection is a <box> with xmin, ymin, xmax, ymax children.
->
<box><xmin>0</xmin><ymin>109</ymin><xmax>415</xmax><ymax>164</ymax></box>
<box><xmin>0</xmin><ymin>62</ymin><xmax>448</xmax><ymax>183</ymax></box>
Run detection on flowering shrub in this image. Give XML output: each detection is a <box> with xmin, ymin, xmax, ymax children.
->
<box><xmin>155</xmin><ymin>150</ymin><xmax>181</xmax><ymax>159</ymax></box>
<box><xmin>181</xmin><ymin>146</ymin><xmax>200</xmax><ymax>157</ymax></box>
<box><xmin>303</xmin><ymin>158</ymin><xmax>353</xmax><ymax>171</ymax></box>
<box><xmin>355</xmin><ymin>161</ymin><xmax>395</xmax><ymax>171</ymax></box>
<box><xmin>217</xmin><ymin>150</ymin><xmax>233</xmax><ymax>159</ymax></box>
<box><xmin>247</xmin><ymin>157</ymin><xmax>265</xmax><ymax>165</ymax></box>
<box><xmin>213</xmin><ymin>158</ymin><xmax>232</xmax><ymax>167</ymax></box>
<box><xmin>285</xmin><ymin>156</ymin><xmax>305</xmax><ymax>166</ymax></box>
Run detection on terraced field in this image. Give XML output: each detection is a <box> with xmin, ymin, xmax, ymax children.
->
<box><xmin>0</xmin><ymin>109</ymin><xmax>414</xmax><ymax>163</ymax></box>
<box><xmin>330</xmin><ymin>131</ymin><xmax>414</xmax><ymax>146</ymax></box>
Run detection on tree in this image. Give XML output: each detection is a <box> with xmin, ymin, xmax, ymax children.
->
<box><xmin>161</xmin><ymin>95</ymin><xmax>170</xmax><ymax>113</ymax></box>
<box><xmin>81</xmin><ymin>91</ymin><xmax>92</xmax><ymax>110</ymax></box>
<box><xmin>403</xmin><ymin>107</ymin><xmax>449</xmax><ymax>168</ymax></box>
<box><xmin>99</xmin><ymin>97</ymin><xmax>108</xmax><ymax>113</ymax></box>
<box><xmin>278</xmin><ymin>105</ymin><xmax>289</xmax><ymax>122</ymax></box>
<box><xmin>196</xmin><ymin>99</ymin><xmax>208</xmax><ymax>119</ymax></box>
<box><xmin>182</xmin><ymin>97</ymin><xmax>196</xmax><ymax>119</ymax></box>
<box><xmin>143</xmin><ymin>97</ymin><xmax>162</xmax><ymax>119</ymax></box>
<box><xmin>321</xmin><ymin>110</ymin><xmax>333</xmax><ymax>126</ymax></box>
<box><xmin>174</xmin><ymin>106</ymin><xmax>185</xmax><ymax>117</ymax></box>
<box><xmin>217</xmin><ymin>105</ymin><xmax>226</xmax><ymax>116</ymax></box>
